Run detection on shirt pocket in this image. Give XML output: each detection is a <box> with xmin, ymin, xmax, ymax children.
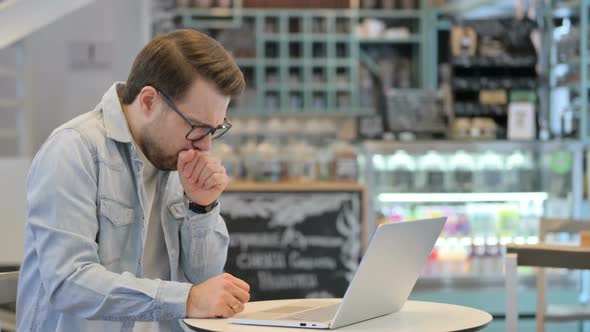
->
<box><xmin>97</xmin><ymin>197</ymin><xmax>139</xmax><ymax>269</ymax></box>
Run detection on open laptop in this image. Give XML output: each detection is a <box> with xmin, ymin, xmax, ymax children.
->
<box><xmin>229</xmin><ymin>217</ymin><xmax>446</xmax><ymax>329</ymax></box>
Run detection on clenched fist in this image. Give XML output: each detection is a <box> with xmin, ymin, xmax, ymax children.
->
<box><xmin>186</xmin><ymin>273</ymin><xmax>251</xmax><ymax>318</ymax></box>
<box><xmin>177</xmin><ymin>149</ymin><xmax>229</xmax><ymax>206</ymax></box>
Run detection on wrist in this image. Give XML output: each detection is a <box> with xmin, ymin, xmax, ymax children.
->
<box><xmin>185</xmin><ymin>285</ymin><xmax>195</xmax><ymax>317</ymax></box>
<box><xmin>184</xmin><ymin>193</ymin><xmax>218</xmax><ymax>214</ymax></box>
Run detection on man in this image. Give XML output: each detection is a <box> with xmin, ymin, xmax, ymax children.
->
<box><xmin>16</xmin><ymin>29</ymin><xmax>250</xmax><ymax>331</ymax></box>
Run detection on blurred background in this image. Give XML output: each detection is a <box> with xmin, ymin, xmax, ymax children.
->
<box><xmin>2</xmin><ymin>0</ymin><xmax>590</xmax><ymax>330</ymax></box>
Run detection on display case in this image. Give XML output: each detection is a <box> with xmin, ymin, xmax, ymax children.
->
<box><xmin>360</xmin><ymin>140</ymin><xmax>584</xmax><ymax>325</ymax></box>
<box><xmin>362</xmin><ymin>140</ymin><xmax>584</xmax><ymax>278</ymax></box>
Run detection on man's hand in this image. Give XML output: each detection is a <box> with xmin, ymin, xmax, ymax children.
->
<box><xmin>186</xmin><ymin>273</ymin><xmax>251</xmax><ymax>318</ymax></box>
<box><xmin>177</xmin><ymin>149</ymin><xmax>229</xmax><ymax>206</ymax></box>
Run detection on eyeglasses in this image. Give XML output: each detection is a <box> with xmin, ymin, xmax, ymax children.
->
<box><xmin>156</xmin><ymin>89</ymin><xmax>232</xmax><ymax>142</ymax></box>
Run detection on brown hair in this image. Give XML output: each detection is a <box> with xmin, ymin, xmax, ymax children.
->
<box><xmin>121</xmin><ymin>29</ymin><xmax>245</xmax><ymax>104</ymax></box>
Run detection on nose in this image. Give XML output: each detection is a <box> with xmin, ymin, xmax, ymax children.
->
<box><xmin>191</xmin><ymin>133</ymin><xmax>212</xmax><ymax>152</ymax></box>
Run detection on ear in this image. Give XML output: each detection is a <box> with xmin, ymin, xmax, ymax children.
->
<box><xmin>138</xmin><ymin>86</ymin><xmax>158</xmax><ymax>115</ymax></box>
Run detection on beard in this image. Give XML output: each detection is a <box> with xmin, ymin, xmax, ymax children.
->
<box><xmin>139</xmin><ymin>125</ymin><xmax>178</xmax><ymax>171</ymax></box>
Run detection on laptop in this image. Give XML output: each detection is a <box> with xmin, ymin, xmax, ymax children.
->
<box><xmin>228</xmin><ymin>217</ymin><xmax>446</xmax><ymax>329</ymax></box>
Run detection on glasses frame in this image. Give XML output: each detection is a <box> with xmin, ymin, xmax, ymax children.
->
<box><xmin>156</xmin><ymin>89</ymin><xmax>232</xmax><ymax>142</ymax></box>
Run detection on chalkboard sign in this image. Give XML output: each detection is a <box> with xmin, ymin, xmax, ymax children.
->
<box><xmin>220</xmin><ymin>184</ymin><xmax>364</xmax><ymax>301</ymax></box>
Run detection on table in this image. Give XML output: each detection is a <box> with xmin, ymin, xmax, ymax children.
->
<box><xmin>184</xmin><ymin>299</ymin><xmax>492</xmax><ymax>332</ymax></box>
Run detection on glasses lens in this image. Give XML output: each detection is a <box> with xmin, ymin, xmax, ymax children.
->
<box><xmin>186</xmin><ymin>120</ymin><xmax>231</xmax><ymax>141</ymax></box>
<box><xmin>187</xmin><ymin>127</ymin><xmax>212</xmax><ymax>141</ymax></box>
<box><xmin>211</xmin><ymin>126</ymin><xmax>230</xmax><ymax>139</ymax></box>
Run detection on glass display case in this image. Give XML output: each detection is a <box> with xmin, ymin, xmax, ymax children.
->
<box><xmin>361</xmin><ymin>140</ymin><xmax>584</xmax><ymax>279</ymax></box>
<box><xmin>360</xmin><ymin>140</ymin><xmax>586</xmax><ymax>328</ymax></box>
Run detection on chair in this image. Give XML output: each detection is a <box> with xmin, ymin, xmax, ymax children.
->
<box><xmin>0</xmin><ymin>271</ymin><xmax>18</xmax><ymax>332</ymax></box>
<box><xmin>505</xmin><ymin>218</ymin><xmax>590</xmax><ymax>332</ymax></box>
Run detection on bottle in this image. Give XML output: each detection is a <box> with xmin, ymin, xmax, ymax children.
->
<box><xmin>448</xmin><ymin>150</ymin><xmax>476</xmax><ymax>192</ymax></box>
<box><xmin>331</xmin><ymin>141</ymin><xmax>358</xmax><ymax>182</ymax></box>
<box><xmin>506</xmin><ymin>150</ymin><xmax>535</xmax><ymax>192</ymax></box>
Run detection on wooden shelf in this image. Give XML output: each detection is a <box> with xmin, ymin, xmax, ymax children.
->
<box><xmin>227</xmin><ymin>181</ymin><xmax>365</xmax><ymax>192</ymax></box>
<box><xmin>359</xmin><ymin>35</ymin><xmax>421</xmax><ymax>44</ymax></box>
<box><xmin>357</xmin><ymin>9</ymin><xmax>421</xmax><ymax>19</ymax></box>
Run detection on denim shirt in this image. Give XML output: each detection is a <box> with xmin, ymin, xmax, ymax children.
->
<box><xmin>16</xmin><ymin>83</ymin><xmax>230</xmax><ymax>331</ymax></box>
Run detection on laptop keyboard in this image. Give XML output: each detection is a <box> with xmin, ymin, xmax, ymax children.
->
<box><xmin>282</xmin><ymin>304</ymin><xmax>340</xmax><ymax>322</ymax></box>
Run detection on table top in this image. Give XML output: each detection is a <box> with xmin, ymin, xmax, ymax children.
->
<box><xmin>183</xmin><ymin>299</ymin><xmax>492</xmax><ymax>332</ymax></box>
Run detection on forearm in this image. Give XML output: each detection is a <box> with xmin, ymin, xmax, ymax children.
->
<box><xmin>179</xmin><ymin>204</ymin><xmax>229</xmax><ymax>285</ymax></box>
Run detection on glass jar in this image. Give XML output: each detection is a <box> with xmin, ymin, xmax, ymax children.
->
<box><xmin>448</xmin><ymin>150</ymin><xmax>475</xmax><ymax>192</ymax></box>
<box><xmin>418</xmin><ymin>151</ymin><xmax>446</xmax><ymax>192</ymax></box>
<box><xmin>372</xmin><ymin>154</ymin><xmax>389</xmax><ymax>190</ymax></box>
<box><xmin>255</xmin><ymin>140</ymin><xmax>281</xmax><ymax>183</ymax></box>
<box><xmin>331</xmin><ymin>141</ymin><xmax>358</xmax><ymax>182</ymax></box>
<box><xmin>287</xmin><ymin>141</ymin><xmax>316</xmax><ymax>182</ymax></box>
<box><xmin>388</xmin><ymin>150</ymin><xmax>416</xmax><ymax>192</ymax></box>
<box><xmin>211</xmin><ymin>142</ymin><xmax>240</xmax><ymax>180</ymax></box>
<box><xmin>476</xmin><ymin>151</ymin><xmax>505</xmax><ymax>192</ymax></box>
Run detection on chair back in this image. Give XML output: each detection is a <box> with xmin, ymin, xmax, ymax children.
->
<box><xmin>0</xmin><ymin>271</ymin><xmax>19</xmax><ymax>305</ymax></box>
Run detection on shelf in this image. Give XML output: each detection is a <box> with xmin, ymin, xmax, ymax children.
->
<box><xmin>259</xmin><ymin>59</ymin><xmax>282</xmax><ymax>66</ymax></box>
<box><xmin>551</xmin><ymin>82</ymin><xmax>583</xmax><ymax>90</ymax></box>
<box><xmin>377</xmin><ymin>192</ymin><xmax>549</xmax><ymax>203</ymax></box>
<box><xmin>261</xmin><ymin>34</ymin><xmax>305</xmax><ymax>41</ymax></box>
<box><xmin>173</xmin><ymin>7</ymin><xmax>237</xmax><ymax>17</ymax></box>
<box><xmin>453</xmin><ymin>85</ymin><xmax>537</xmax><ymax>93</ymax></box>
<box><xmin>552</xmin><ymin>1</ymin><xmax>581</xmax><ymax>18</ymax></box>
<box><xmin>227</xmin><ymin>181</ymin><xmax>365</xmax><ymax>192</ymax></box>
<box><xmin>235</xmin><ymin>58</ymin><xmax>257</xmax><ymax>66</ymax></box>
<box><xmin>437</xmin><ymin>236</ymin><xmax>539</xmax><ymax>246</ymax></box>
<box><xmin>452</xmin><ymin>56</ymin><xmax>537</xmax><ymax>68</ymax></box>
<box><xmin>153</xmin><ymin>8</ymin><xmax>418</xmax><ymax>116</ymax></box>
<box><xmin>261</xmin><ymin>34</ymin><xmax>351</xmax><ymax>42</ymax></box>
<box><xmin>359</xmin><ymin>36</ymin><xmax>421</xmax><ymax>44</ymax></box>
<box><xmin>357</xmin><ymin>9</ymin><xmax>422</xmax><ymax>19</ymax></box>
<box><xmin>364</xmin><ymin>139</ymin><xmax>582</xmax><ymax>153</ymax></box>
<box><xmin>231</xmin><ymin>108</ymin><xmax>368</xmax><ymax>116</ymax></box>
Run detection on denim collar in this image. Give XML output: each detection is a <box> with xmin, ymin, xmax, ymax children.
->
<box><xmin>101</xmin><ymin>82</ymin><xmax>133</xmax><ymax>144</ymax></box>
